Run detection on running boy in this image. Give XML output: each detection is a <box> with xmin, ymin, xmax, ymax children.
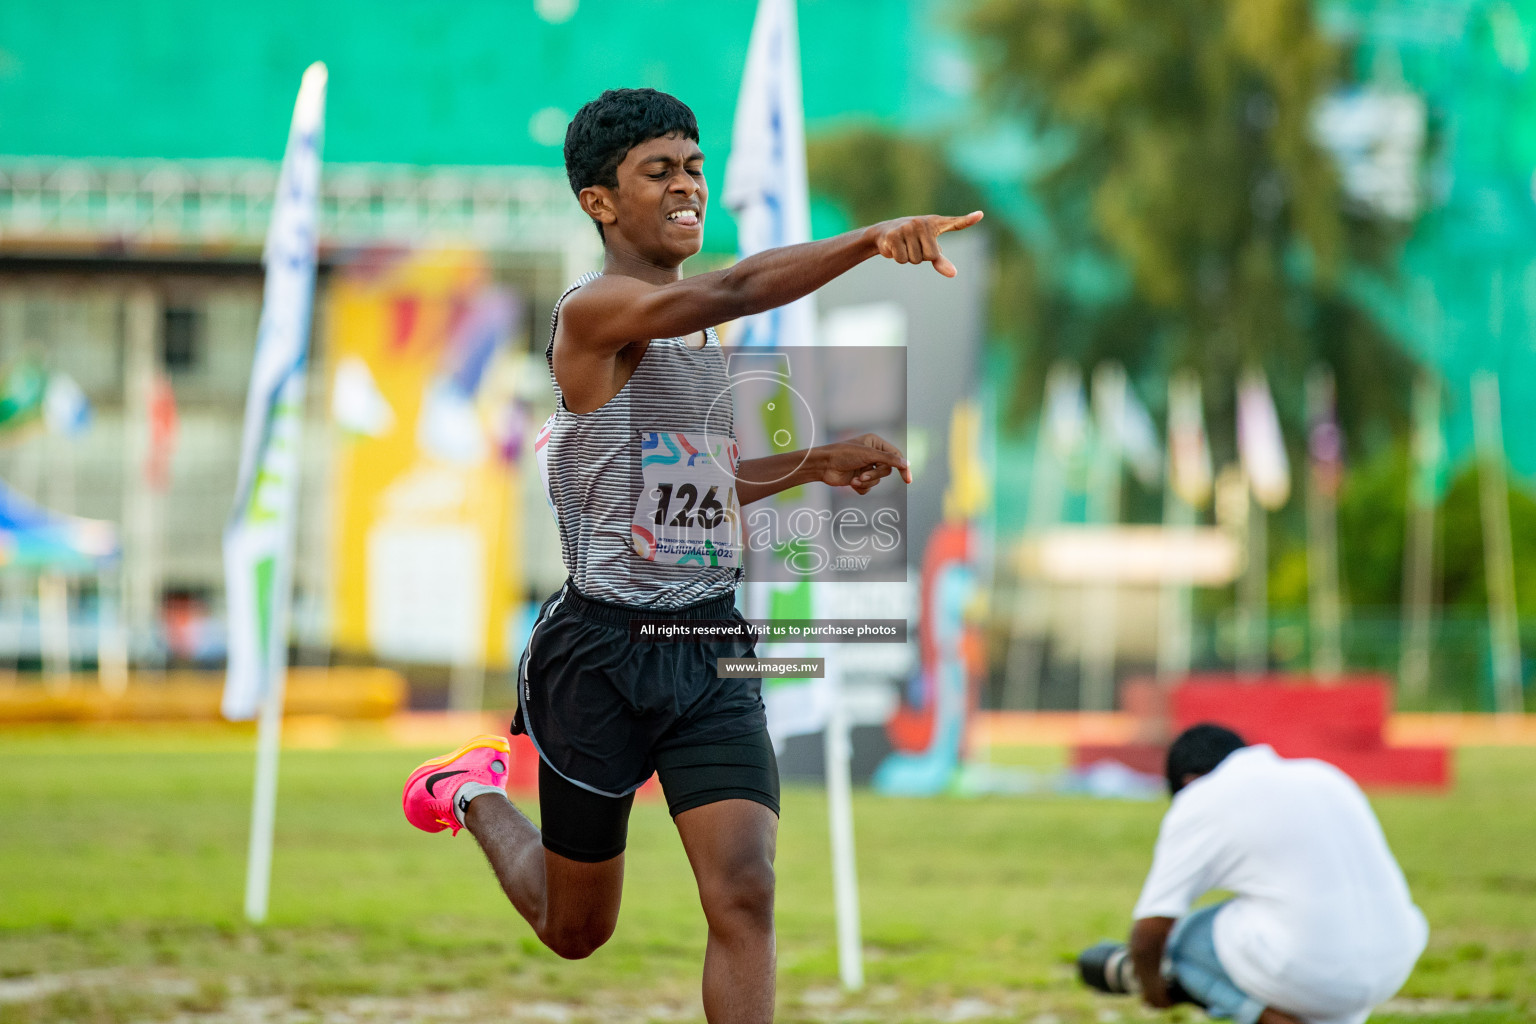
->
<box><xmin>403</xmin><ymin>88</ymin><xmax>981</xmax><ymax>1024</ymax></box>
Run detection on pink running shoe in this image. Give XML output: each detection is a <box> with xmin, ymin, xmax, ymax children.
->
<box><xmin>402</xmin><ymin>734</ymin><xmax>512</xmax><ymax>836</ymax></box>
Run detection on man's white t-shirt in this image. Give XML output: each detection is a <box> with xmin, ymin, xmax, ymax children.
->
<box><xmin>1133</xmin><ymin>745</ymin><xmax>1428</xmax><ymax>1024</ymax></box>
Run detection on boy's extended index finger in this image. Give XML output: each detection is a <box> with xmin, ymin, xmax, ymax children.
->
<box><xmin>859</xmin><ymin>444</ymin><xmax>913</xmax><ymax>484</ymax></box>
<box><xmin>935</xmin><ymin>210</ymin><xmax>985</xmax><ymax>235</ymax></box>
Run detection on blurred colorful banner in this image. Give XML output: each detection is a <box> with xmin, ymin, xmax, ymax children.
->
<box><xmin>327</xmin><ymin>249</ymin><xmax>524</xmax><ymax>668</ymax></box>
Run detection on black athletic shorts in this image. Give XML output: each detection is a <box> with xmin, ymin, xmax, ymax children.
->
<box><xmin>511</xmin><ymin>580</ymin><xmax>780</xmax><ymax>862</ymax></box>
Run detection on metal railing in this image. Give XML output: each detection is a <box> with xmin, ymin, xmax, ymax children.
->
<box><xmin>0</xmin><ymin>157</ymin><xmax>595</xmax><ymax>256</ymax></box>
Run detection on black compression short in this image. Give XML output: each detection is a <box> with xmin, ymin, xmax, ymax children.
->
<box><xmin>514</xmin><ymin>580</ymin><xmax>779</xmax><ymax>864</ymax></box>
<box><xmin>537</xmin><ymin>729</ymin><xmax>780</xmax><ymax>864</ymax></box>
<box><xmin>512</xmin><ymin>580</ymin><xmax>768</xmax><ymax>797</ymax></box>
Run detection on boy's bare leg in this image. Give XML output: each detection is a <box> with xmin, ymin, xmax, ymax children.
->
<box><xmin>675</xmin><ymin>799</ymin><xmax>778</xmax><ymax>1024</ymax></box>
<box><xmin>464</xmin><ymin>794</ymin><xmax>626</xmax><ymax>960</ymax></box>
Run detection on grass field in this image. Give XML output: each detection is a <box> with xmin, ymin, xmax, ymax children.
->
<box><xmin>1</xmin><ymin>724</ymin><xmax>1533</xmax><ymax>1024</ymax></box>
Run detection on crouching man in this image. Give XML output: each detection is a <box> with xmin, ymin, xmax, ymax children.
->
<box><xmin>1101</xmin><ymin>724</ymin><xmax>1428</xmax><ymax>1024</ymax></box>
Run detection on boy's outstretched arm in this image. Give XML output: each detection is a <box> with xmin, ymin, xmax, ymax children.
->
<box><xmin>559</xmin><ymin>212</ymin><xmax>983</xmax><ymax>355</ymax></box>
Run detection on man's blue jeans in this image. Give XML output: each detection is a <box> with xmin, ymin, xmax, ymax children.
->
<box><xmin>1166</xmin><ymin>903</ymin><xmax>1267</xmax><ymax>1024</ymax></box>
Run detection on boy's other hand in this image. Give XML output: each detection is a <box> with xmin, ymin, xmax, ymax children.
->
<box><xmin>817</xmin><ymin>433</ymin><xmax>912</xmax><ymax>494</ymax></box>
<box><xmin>870</xmin><ymin>211</ymin><xmax>984</xmax><ymax>278</ymax></box>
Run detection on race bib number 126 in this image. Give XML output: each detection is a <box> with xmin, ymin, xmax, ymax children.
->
<box><xmin>632</xmin><ymin>431</ymin><xmax>742</xmax><ymax>568</ymax></box>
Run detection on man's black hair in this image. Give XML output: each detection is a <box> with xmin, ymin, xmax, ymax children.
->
<box><xmin>1165</xmin><ymin>723</ymin><xmax>1247</xmax><ymax>796</ymax></box>
<box><xmin>564</xmin><ymin>88</ymin><xmax>700</xmax><ymax>237</ymax></box>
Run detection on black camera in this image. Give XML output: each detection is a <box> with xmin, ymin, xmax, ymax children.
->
<box><xmin>1078</xmin><ymin>942</ymin><xmax>1205</xmax><ymax>1006</ymax></box>
<box><xmin>1078</xmin><ymin>941</ymin><xmax>1139</xmax><ymax>994</ymax></box>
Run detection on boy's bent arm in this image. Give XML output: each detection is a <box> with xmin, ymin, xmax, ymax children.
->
<box><xmin>736</xmin><ymin>435</ymin><xmax>910</xmax><ymax>506</ymax></box>
<box><xmin>559</xmin><ymin>213</ymin><xmax>982</xmax><ymax>355</ymax></box>
<box><xmin>735</xmin><ymin>451</ymin><xmax>825</xmax><ymax>506</ymax></box>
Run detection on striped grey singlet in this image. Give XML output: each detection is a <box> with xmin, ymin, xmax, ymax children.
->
<box><xmin>536</xmin><ymin>273</ymin><xmax>742</xmax><ymax>608</ymax></box>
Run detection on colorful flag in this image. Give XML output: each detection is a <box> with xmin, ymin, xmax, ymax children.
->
<box><xmin>222</xmin><ymin>63</ymin><xmax>327</xmax><ymax>721</ymax></box>
<box><xmin>1167</xmin><ymin>371</ymin><xmax>1212</xmax><ymax>506</ymax></box>
<box><xmin>1237</xmin><ymin>370</ymin><xmax>1291</xmax><ymax>510</ymax></box>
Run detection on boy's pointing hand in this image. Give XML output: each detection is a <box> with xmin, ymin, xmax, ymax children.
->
<box><xmin>871</xmin><ymin>211</ymin><xmax>984</xmax><ymax>278</ymax></box>
<box><xmin>817</xmin><ymin>433</ymin><xmax>912</xmax><ymax>494</ymax></box>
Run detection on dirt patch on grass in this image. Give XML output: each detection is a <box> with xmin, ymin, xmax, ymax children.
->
<box><xmin>3</xmin><ymin>968</ymin><xmax>1526</xmax><ymax>1024</ymax></box>
<box><xmin>0</xmin><ymin>967</ymin><xmax>1163</xmax><ymax>1024</ymax></box>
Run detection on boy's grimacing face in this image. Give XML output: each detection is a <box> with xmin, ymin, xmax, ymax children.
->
<box><xmin>604</xmin><ymin>132</ymin><xmax>707</xmax><ymax>264</ymax></box>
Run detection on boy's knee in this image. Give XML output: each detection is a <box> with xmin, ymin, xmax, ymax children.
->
<box><xmin>699</xmin><ymin>855</ymin><xmax>775</xmax><ymax>931</ymax></box>
<box><xmin>543</xmin><ymin>921</ymin><xmax>614</xmax><ymax>961</ymax></box>
<box><xmin>540</xmin><ymin>905</ymin><xmax>619</xmax><ymax>960</ymax></box>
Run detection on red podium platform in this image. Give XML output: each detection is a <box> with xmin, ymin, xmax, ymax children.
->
<box><xmin>1073</xmin><ymin>675</ymin><xmax>1451</xmax><ymax>790</ymax></box>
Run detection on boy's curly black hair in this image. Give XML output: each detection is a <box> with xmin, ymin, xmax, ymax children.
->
<box><xmin>564</xmin><ymin>88</ymin><xmax>700</xmax><ymax>237</ymax></box>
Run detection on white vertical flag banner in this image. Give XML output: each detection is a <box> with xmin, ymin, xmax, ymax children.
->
<box><xmin>223</xmin><ymin>62</ymin><xmax>327</xmax><ymax>923</ymax></box>
<box><xmin>224</xmin><ymin>63</ymin><xmax>327</xmax><ymax>721</ymax></box>
<box><xmin>725</xmin><ymin>0</ymin><xmax>864</xmax><ymax>993</ymax></box>
<box><xmin>725</xmin><ymin>0</ymin><xmax>815</xmax><ymax>352</ymax></box>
